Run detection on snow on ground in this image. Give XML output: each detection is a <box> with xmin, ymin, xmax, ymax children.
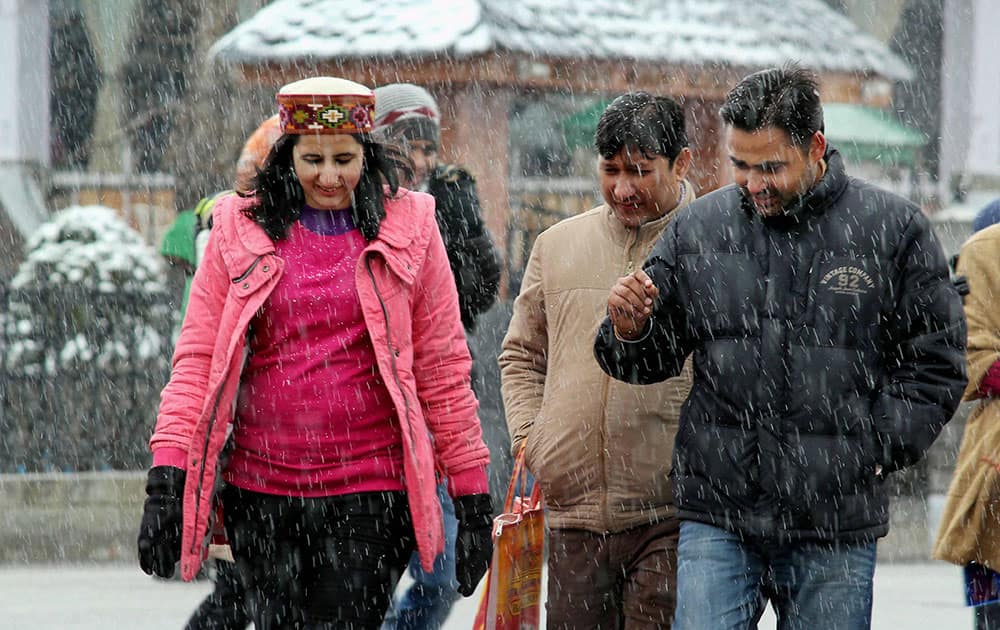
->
<box><xmin>0</xmin><ymin>561</ymin><xmax>972</xmax><ymax>628</ymax></box>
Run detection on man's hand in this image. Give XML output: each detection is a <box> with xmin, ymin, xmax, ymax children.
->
<box><xmin>608</xmin><ymin>269</ymin><xmax>659</xmax><ymax>340</ymax></box>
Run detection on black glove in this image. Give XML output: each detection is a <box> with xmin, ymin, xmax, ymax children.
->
<box><xmin>137</xmin><ymin>466</ymin><xmax>185</xmax><ymax>578</ymax></box>
<box><xmin>453</xmin><ymin>493</ymin><xmax>494</xmax><ymax>597</ymax></box>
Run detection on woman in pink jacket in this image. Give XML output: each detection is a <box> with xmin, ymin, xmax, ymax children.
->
<box><xmin>136</xmin><ymin>77</ymin><xmax>493</xmax><ymax>629</ymax></box>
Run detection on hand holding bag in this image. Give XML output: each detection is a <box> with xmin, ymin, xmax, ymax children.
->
<box><xmin>474</xmin><ymin>448</ymin><xmax>544</xmax><ymax>630</ymax></box>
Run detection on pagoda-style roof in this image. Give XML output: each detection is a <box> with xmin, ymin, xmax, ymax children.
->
<box><xmin>210</xmin><ymin>0</ymin><xmax>912</xmax><ymax>81</ymax></box>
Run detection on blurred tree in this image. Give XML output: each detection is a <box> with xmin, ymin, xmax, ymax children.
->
<box><xmin>162</xmin><ymin>0</ymin><xmax>273</xmax><ymax>209</ymax></box>
<box><xmin>890</xmin><ymin>0</ymin><xmax>943</xmax><ymax>176</ymax></box>
<box><xmin>50</xmin><ymin>2</ymin><xmax>102</xmax><ymax>168</ymax></box>
<box><xmin>121</xmin><ymin>0</ymin><xmax>201</xmax><ymax>172</ymax></box>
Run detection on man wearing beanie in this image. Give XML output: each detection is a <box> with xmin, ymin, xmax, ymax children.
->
<box><xmin>374</xmin><ymin>83</ymin><xmax>501</xmax><ymax>332</ymax></box>
<box><xmin>374</xmin><ymin>83</ymin><xmax>502</xmax><ymax>630</ymax></box>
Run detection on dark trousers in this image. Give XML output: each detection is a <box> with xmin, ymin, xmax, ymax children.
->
<box><xmin>546</xmin><ymin>517</ymin><xmax>681</xmax><ymax>630</ymax></box>
<box><xmin>222</xmin><ymin>485</ymin><xmax>415</xmax><ymax>630</ymax></box>
<box><xmin>185</xmin><ymin>559</ymin><xmax>251</xmax><ymax>630</ymax></box>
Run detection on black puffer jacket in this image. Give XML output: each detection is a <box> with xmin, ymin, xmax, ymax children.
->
<box><xmin>595</xmin><ymin>149</ymin><xmax>967</xmax><ymax>544</ymax></box>
<box><xmin>427</xmin><ymin>164</ymin><xmax>501</xmax><ymax>332</ymax></box>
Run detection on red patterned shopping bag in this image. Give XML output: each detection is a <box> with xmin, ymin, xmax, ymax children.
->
<box><xmin>473</xmin><ymin>449</ymin><xmax>544</xmax><ymax>630</ymax></box>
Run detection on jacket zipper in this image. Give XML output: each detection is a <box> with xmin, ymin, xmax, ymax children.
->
<box><xmin>598</xmin><ymin>228</ymin><xmax>641</xmax><ymax>530</ymax></box>
<box><xmin>231</xmin><ymin>256</ymin><xmax>262</xmax><ymax>284</ymax></box>
<box><xmin>365</xmin><ymin>256</ymin><xmax>417</xmax><ymax>460</ymax></box>
<box><xmin>189</xmin><ymin>379</ymin><xmax>230</xmax><ymax>556</ymax></box>
<box><xmin>191</xmin><ymin>254</ymin><xmax>266</xmax><ymax>557</ymax></box>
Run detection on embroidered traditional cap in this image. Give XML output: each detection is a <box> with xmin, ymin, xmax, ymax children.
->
<box><xmin>373</xmin><ymin>83</ymin><xmax>441</xmax><ymax>146</ymax></box>
<box><xmin>277</xmin><ymin>77</ymin><xmax>375</xmax><ymax>135</ymax></box>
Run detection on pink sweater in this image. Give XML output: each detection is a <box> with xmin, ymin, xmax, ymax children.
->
<box><xmin>224</xmin><ymin>207</ymin><xmax>404</xmax><ymax>496</ymax></box>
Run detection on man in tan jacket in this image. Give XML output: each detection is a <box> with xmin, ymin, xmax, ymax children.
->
<box><xmin>500</xmin><ymin>92</ymin><xmax>694</xmax><ymax>629</ymax></box>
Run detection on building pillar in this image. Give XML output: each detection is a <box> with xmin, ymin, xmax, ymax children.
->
<box><xmin>962</xmin><ymin>0</ymin><xmax>1000</xmax><ymax>181</ymax></box>
<box><xmin>0</xmin><ymin>0</ymin><xmax>49</xmax><ymax>167</ymax></box>
<box><xmin>0</xmin><ymin>0</ymin><xmax>50</xmax><ymax>240</ymax></box>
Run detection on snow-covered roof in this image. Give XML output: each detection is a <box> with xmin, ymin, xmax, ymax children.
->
<box><xmin>210</xmin><ymin>0</ymin><xmax>913</xmax><ymax>81</ymax></box>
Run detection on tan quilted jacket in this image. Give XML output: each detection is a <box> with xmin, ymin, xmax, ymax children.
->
<box><xmin>500</xmin><ymin>185</ymin><xmax>695</xmax><ymax>533</ymax></box>
<box><xmin>933</xmin><ymin>224</ymin><xmax>1000</xmax><ymax>569</ymax></box>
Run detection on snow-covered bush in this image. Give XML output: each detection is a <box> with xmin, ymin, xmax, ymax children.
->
<box><xmin>1</xmin><ymin>205</ymin><xmax>175</xmax><ymax>471</ymax></box>
<box><xmin>5</xmin><ymin>205</ymin><xmax>172</xmax><ymax>374</ymax></box>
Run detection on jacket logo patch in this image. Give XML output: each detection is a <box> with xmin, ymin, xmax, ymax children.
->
<box><xmin>819</xmin><ymin>266</ymin><xmax>875</xmax><ymax>296</ymax></box>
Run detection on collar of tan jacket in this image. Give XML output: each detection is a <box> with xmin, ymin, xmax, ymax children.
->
<box><xmin>603</xmin><ymin>178</ymin><xmax>696</xmax><ymax>246</ymax></box>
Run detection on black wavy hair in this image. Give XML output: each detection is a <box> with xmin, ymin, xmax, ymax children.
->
<box><xmin>594</xmin><ymin>92</ymin><xmax>688</xmax><ymax>164</ymax></box>
<box><xmin>241</xmin><ymin>133</ymin><xmax>411</xmax><ymax>241</ymax></box>
<box><xmin>719</xmin><ymin>64</ymin><xmax>825</xmax><ymax>150</ymax></box>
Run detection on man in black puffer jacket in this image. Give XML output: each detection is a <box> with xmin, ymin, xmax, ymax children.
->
<box><xmin>595</xmin><ymin>65</ymin><xmax>967</xmax><ymax>629</ymax></box>
<box><xmin>373</xmin><ymin>83</ymin><xmax>502</xmax><ymax>630</ymax></box>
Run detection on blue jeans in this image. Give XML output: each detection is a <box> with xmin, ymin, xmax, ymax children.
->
<box><xmin>382</xmin><ymin>482</ymin><xmax>460</xmax><ymax>630</ymax></box>
<box><xmin>674</xmin><ymin>521</ymin><xmax>876</xmax><ymax>630</ymax></box>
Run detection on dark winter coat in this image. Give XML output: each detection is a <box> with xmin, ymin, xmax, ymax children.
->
<box><xmin>427</xmin><ymin>164</ymin><xmax>501</xmax><ymax>332</ymax></box>
<box><xmin>594</xmin><ymin>149</ymin><xmax>967</xmax><ymax>544</ymax></box>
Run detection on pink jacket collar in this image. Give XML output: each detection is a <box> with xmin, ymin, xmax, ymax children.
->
<box><xmin>216</xmin><ymin>189</ymin><xmax>423</xmax><ymax>282</ymax></box>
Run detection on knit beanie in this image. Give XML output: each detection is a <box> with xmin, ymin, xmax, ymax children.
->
<box><xmin>973</xmin><ymin>198</ymin><xmax>1000</xmax><ymax>233</ymax></box>
<box><xmin>373</xmin><ymin>83</ymin><xmax>441</xmax><ymax>147</ymax></box>
<box><xmin>234</xmin><ymin>114</ymin><xmax>281</xmax><ymax>193</ymax></box>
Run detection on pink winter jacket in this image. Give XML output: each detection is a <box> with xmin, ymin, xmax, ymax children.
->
<box><xmin>150</xmin><ymin>191</ymin><xmax>490</xmax><ymax>581</ymax></box>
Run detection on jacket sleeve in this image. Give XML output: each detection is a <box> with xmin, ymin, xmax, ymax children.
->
<box><xmin>436</xmin><ymin>170</ymin><xmax>501</xmax><ymax>328</ymax></box>
<box><xmin>410</xmin><ymin>212</ymin><xmax>490</xmax><ymax>497</ymax></box>
<box><xmin>593</xmin><ymin>221</ymin><xmax>693</xmax><ymax>384</ymax></box>
<box><xmin>955</xmin><ymin>232</ymin><xmax>1000</xmax><ymax>400</ymax></box>
<box><xmin>498</xmin><ymin>236</ymin><xmax>548</xmax><ymax>453</ymax></box>
<box><xmin>149</xmin><ymin>221</ymin><xmax>230</xmax><ymax>465</ymax></box>
<box><xmin>873</xmin><ymin>211</ymin><xmax>968</xmax><ymax>473</ymax></box>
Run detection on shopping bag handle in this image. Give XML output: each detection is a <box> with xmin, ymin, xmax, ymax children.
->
<box><xmin>503</xmin><ymin>446</ymin><xmax>542</xmax><ymax>514</ymax></box>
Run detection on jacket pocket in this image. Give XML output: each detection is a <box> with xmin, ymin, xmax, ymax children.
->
<box><xmin>800</xmin><ymin>252</ymin><xmax>882</xmax><ymax>348</ymax></box>
<box><xmin>778</xmin><ymin>404</ymin><xmax>878</xmax><ymax>510</ymax></box>
<box><xmin>379</xmin><ymin>247</ymin><xmax>419</xmax><ymax>288</ymax></box>
<box><xmin>523</xmin><ymin>410</ymin><xmax>592</xmax><ymax>510</ymax></box>
<box><xmin>231</xmin><ymin>255</ymin><xmax>278</xmax><ymax>298</ymax></box>
<box><xmin>522</xmin><ymin>414</ymin><xmax>545</xmax><ymax>478</ymax></box>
